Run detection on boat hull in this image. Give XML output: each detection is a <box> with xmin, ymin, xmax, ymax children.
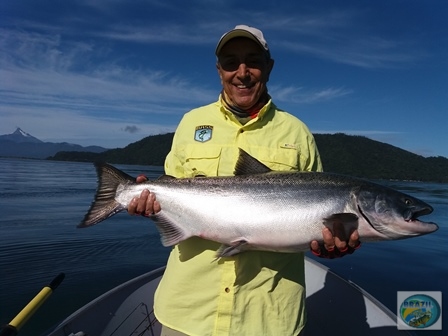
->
<box><xmin>45</xmin><ymin>257</ymin><xmax>415</xmax><ymax>336</ymax></box>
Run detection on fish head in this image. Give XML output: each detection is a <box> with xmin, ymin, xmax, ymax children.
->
<box><xmin>356</xmin><ymin>185</ymin><xmax>438</xmax><ymax>239</ymax></box>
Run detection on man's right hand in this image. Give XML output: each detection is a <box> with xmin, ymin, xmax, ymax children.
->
<box><xmin>127</xmin><ymin>175</ymin><xmax>161</xmax><ymax>216</ymax></box>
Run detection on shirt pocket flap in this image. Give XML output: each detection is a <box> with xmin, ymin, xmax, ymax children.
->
<box><xmin>184</xmin><ymin>145</ymin><xmax>222</xmax><ymax>176</ymax></box>
<box><xmin>251</xmin><ymin>147</ymin><xmax>298</xmax><ymax>171</ymax></box>
<box><xmin>185</xmin><ymin>145</ymin><xmax>222</xmax><ymax>159</ymax></box>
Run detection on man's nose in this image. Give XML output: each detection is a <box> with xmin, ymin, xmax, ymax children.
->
<box><xmin>236</xmin><ymin>62</ymin><xmax>250</xmax><ymax>77</ymax></box>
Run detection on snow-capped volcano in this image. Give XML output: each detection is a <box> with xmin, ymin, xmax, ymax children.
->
<box><xmin>0</xmin><ymin>128</ymin><xmax>107</xmax><ymax>159</ymax></box>
<box><xmin>0</xmin><ymin>127</ymin><xmax>43</xmax><ymax>144</ymax></box>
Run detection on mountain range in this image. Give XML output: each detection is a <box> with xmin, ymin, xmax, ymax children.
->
<box><xmin>0</xmin><ymin>128</ymin><xmax>108</xmax><ymax>159</ymax></box>
<box><xmin>2</xmin><ymin>128</ymin><xmax>447</xmax><ymax>182</ymax></box>
<box><xmin>48</xmin><ymin>132</ymin><xmax>448</xmax><ymax>183</ymax></box>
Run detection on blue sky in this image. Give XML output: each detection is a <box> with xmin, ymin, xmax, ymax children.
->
<box><xmin>1</xmin><ymin>0</ymin><xmax>447</xmax><ymax>157</ymax></box>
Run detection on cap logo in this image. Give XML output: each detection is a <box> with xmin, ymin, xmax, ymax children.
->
<box><xmin>194</xmin><ymin>125</ymin><xmax>213</xmax><ymax>142</ymax></box>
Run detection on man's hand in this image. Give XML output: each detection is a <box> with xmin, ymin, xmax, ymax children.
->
<box><xmin>127</xmin><ymin>175</ymin><xmax>161</xmax><ymax>216</ymax></box>
<box><xmin>310</xmin><ymin>224</ymin><xmax>361</xmax><ymax>259</ymax></box>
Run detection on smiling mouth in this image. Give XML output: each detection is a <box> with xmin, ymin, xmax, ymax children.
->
<box><xmin>234</xmin><ymin>83</ymin><xmax>253</xmax><ymax>89</ymax></box>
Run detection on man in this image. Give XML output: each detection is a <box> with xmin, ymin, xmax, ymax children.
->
<box><xmin>129</xmin><ymin>25</ymin><xmax>360</xmax><ymax>336</ymax></box>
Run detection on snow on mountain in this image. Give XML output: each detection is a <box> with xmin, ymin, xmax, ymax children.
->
<box><xmin>17</xmin><ymin>128</ymin><xmax>33</xmax><ymax>138</ymax></box>
<box><xmin>0</xmin><ymin>128</ymin><xmax>108</xmax><ymax>159</ymax></box>
<box><xmin>0</xmin><ymin>127</ymin><xmax>44</xmax><ymax>144</ymax></box>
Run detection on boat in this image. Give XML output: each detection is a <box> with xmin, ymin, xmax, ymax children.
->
<box><xmin>41</xmin><ymin>257</ymin><xmax>415</xmax><ymax>336</ymax></box>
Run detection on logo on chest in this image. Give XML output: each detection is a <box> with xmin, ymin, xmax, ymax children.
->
<box><xmin>194</xmin><ymin>125</ymin><xmax>213</xmax><ymax>142</ymax></box>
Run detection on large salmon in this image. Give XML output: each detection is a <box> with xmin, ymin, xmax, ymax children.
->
<box><xmin>79</xmin><ymin>149</ymin><xmax>438</xmax><ymax>257</ymax></box>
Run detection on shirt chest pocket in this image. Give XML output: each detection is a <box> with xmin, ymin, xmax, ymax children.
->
<box><xmin>249</xmin><ymin>147</ymin><xmax>299</xmax><ymax>171</ymax></box>
<box><xmin>183</xmin><ymin>145</ymin><xmax>222</xmax><ymax>177</ymax></box>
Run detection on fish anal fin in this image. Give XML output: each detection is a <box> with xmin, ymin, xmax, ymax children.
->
<box><xmin>151</xmin><ymin>212</ymin><xmax>190</xmax><ymax>247</ymax></box>
<box><xmin>234</xmin><ymin>148</ymin><xmax>272</xmax><ymax>175</ymax></box>
<box><xmin>215</xmin><ymin>239</ymin><xmax>248</xmax><ymax>258</ymax></box>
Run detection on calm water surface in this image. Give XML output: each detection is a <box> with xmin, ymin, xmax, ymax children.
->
<box><xmin>0</xmin><ymin>158</ymin><xmax>446</xmax><ymax>335</ymax></box>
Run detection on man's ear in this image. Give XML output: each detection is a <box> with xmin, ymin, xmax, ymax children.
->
<box><xmin>216</xmin><ymin>62</ymin><xmax>223</xmax><ymax>83</ymax></box>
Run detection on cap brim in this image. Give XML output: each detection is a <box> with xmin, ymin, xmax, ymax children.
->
<box><xmin>215</xmin><ymin>30</ymin><xmax>265</xmax><ymax>56</ymax></box>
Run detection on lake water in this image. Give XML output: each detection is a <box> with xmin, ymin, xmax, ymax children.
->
<box><xmin>0</xmin><ymin>157</ymin><xmax>446</xmax><ymax>335</ymax></box>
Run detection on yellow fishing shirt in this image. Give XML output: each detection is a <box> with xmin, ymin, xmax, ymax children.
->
<box><xmin>154</xmin><ymin>96</ymin><xmax>323</xmax><ymax>336</ymax></box>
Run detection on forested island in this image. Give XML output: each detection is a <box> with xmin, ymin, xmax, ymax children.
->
<box><xmin>48</xmin><ymin>133</ymin><xmax>448</xmax><ymax>183</ymax></box>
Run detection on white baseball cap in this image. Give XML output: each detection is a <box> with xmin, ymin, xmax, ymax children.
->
<box><xmin>215</xmin><ymin>25</ymin><xmax>270</xmax><ymax>58</ymax></box>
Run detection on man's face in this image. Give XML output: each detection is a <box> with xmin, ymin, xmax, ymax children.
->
<box><xmin>217</xmin><ymin>37</ymin><xmax>274</xmax><ymax>110</ymax></box>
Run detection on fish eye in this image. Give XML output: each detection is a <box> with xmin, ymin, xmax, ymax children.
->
<box><xmin>404</xmin><ymin>198</ymin><xmax>413</xmax><ymax>206</ymax></box>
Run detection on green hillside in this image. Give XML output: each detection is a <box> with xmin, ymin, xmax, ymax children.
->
<box><xmin>48</xmin><ymin>133</ymin><xmax>448</xmax><ymax>183</ymax></box>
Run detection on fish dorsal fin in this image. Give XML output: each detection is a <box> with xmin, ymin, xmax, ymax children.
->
<box><xmin>157</xmin><ymin>174</ymin><xmax>176</xmax><ymax>180</ymax></box>
<box><xmin>234</xmin><ymin>148</ymin><xmax>272</xmax><ymax>175</ymax></box>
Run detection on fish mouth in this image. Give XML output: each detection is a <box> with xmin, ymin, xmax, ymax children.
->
<box><xmin>357</xmin><ymin>203</ymin><xmax>438</xmax><ymax>235</ymax></box>
<box><xmin>404</xmin><ymin>206</ymin><xmax>433</xmax><ymax>222</ymax></box>
<box><xmin>401</xmin><ymin>205</ymin><xmax>439</xmax><ymax>234</ymax></box>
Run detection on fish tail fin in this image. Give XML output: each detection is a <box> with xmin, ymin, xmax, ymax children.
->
<box><xmin>78</xmin><ymin>162</ymin><xmax>134</xmax><ymax>228</ymax></box>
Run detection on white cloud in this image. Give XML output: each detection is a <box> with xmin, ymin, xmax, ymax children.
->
<box><xmin>1</xmin><ymin>31</ymin><xmax>213</xmax><ymax>110</ymax></box>
<box><xmin>270</xmin><ymin>85</ymin><xmax>353</xmax><ymax>104</ymax></box>
<box><xmin>279</xmin><ymin>38</ymin><xmax>424</xmax><ymax>69</ymax></box>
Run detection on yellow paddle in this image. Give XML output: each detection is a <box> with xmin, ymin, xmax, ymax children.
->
<box><xmin>0</xmin><ymin>273</ymin><xmax>65</xmax><ymax>336</ymax></box>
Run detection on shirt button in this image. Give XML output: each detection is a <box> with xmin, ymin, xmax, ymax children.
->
<box><xmin>225</xmin><ymin>287</ymin><xmax>230</xmax><ymax>293</ymax></box>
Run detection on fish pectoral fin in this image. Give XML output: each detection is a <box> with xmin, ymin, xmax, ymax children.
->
<box><xmin>324</xmin><ymin>213</ymin><xmax>358</xmax><ymax>223</ymax></box>
<box><xmin>151</xmin><ymin>212</ymin><xmax>190</xmax><ymax>247</ymax></box>
<box><xmin>216</xmin><ymin>239</ymin><xmax>248</xmax><ymax>258</ymax></box>
<box><xmin>323</xmin><ymin>213</ymin><xmax>359</xmax><ymax>231</ymax></box>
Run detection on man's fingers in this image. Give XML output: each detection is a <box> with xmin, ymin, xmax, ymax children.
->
<box><xmin>312</xmin><ymin>227</ymin><xmax>361</xmax><ymax>259</ymax></box>
<box><xmin>136</xmin><ymin>189</ymin><xmax>149</xmax><ymax>214</ymax></box>
<box><xmin>334</xmin><ymin>235</ymin><xmax>348</xmax><ymax>251</ymax></box>
<box><xmin>153</xmin><ymin>200</ymin><xmax>161</xmax><ymax>214</ymax></box>
<box><xmin>136</xmin><ymin>174</ymin><xmax>148</xmax><ymax>183</ymax></box>
<box><xmin>143</xmin><ymin>192</ymin><xmax>157</xmax><ymax>216</ymax></box>
<box><xmin>310</xmin><ymin>240</ymin><xmax>320</xmax><ymax>253</ymax></box>
<box><xmin>322</xmin><ymin>227</ymin><xmax>335</xmax><ymax>251</ymax></box>
<box><xmin>348</xmin><ymin>229</ymin><xmax>360</xmax><ymax>248</ymax></box>
<box><xmin>128</xmin><ymin>189</ymin><xmax>161</xmax><ymax>217</ymax></box>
